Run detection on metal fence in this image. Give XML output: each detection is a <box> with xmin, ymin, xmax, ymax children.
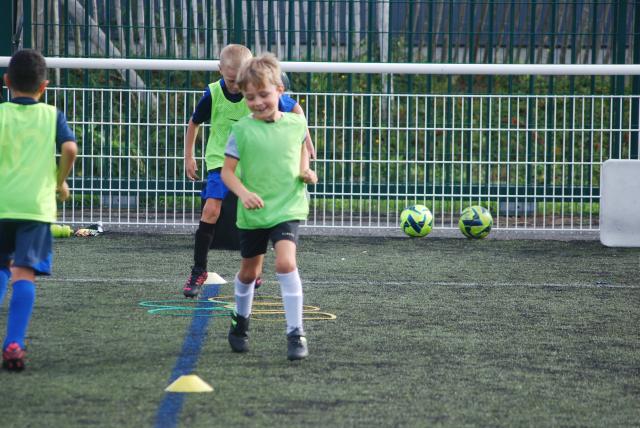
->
<box><xmin>16</xmin><ymin>1</ymin><xmax>639</xmax><ymax>63</ymax></box>
<box><xmin>12</xmin><ymin>62</ymin><xmax>632</xmax><ymax>235</ymax></box>
<box><xmin>5</xmin><ymin>1</ymin><xmax>639</xmax><ymax>96</ymax></box>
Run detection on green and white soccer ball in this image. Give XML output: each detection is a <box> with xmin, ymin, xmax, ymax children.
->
<box><xmin>458</xmin><ymin>205</ymin><xmax>493</xmax><ymax>239</ymax></box>
<box><xmin>400</xmin><ymin>205</ymin><xmax>433</xmax><ymax>237</ymax></box>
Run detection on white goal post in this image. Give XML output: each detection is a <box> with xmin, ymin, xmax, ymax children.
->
<box><xmin>2</xmin><ymin>57</ymin><xmax>640</xmax><ymax>75</ymax></box>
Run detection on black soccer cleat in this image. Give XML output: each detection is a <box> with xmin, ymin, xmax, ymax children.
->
<box><xmin>183</xmin><ymin>268</ymin><xmax>208</xmax><ymax>298</ymax></box>
<box><xmin>2</xmin><ymin>342</ymin><xmax>26</xmax><ymax>372</ymax></box>
<box><xmin>286</xmin><ymin>328</ymin><xmax>308</xmax><ymax>361</ymax></box>
<box><xmin>228</xmin><ymin>312</ymin><xmax>250</xmax><ymax>353</ymax></box>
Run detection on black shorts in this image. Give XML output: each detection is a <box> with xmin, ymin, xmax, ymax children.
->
<box><xmin>239</xmin><ymin>221</ymin><xmax>300</xmax><ymax>258</ymax></box>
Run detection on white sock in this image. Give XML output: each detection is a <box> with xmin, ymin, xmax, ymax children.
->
<box><xmin>277</xmin><ymin>269</ymin><xmax>303</xmax><ymax>334</ymax></box>
<box><xmin>234</xmin><ymin>274</ymin><xmax>255</xmax><ymax>318</ymax></box>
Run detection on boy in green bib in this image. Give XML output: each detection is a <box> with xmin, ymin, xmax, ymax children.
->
<box><xmin>183</xmin><ymin>45</ymin><xmax>315</xmax><ymax>298</ymax></box>
<box><xmin>222</xmin><ymin>53</ymin><xmax>317</xmax><ymax>361</ymax></box>
<box><xmin>183</xmin><ymin>44</ymin><xmax>253</xmax><ymax>298</ymax></box>
<box><xmin>0</xmin><ymin>49</ymin><xmax>77</xmax><ymax>371</ymax></box>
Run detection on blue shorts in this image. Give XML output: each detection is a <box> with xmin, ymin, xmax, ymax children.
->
<box><xmin>201</xmin><ymin>169</ymin><xmax>229</xmax><ymax>201</ymax></box>
<box><xmin>0</xmin><ymin>220</ymin><xmax>53</xmax><ymax>275</ymax></box>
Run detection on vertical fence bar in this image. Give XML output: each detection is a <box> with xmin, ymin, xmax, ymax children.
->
<box><xmin>467</xmin><ymin>0</ymin><xmax>474</xmax><ymax>92</ymax></box>
<box><xmin>386</xmin><ymin>0</ymin><xmax>392</xmax><ymax>91</ymax></box>
<box><xmin>145</xmin><ymin>0</ymin><xmax>152</xmax><ymax>58</ymax></box>
<box><xmin>205</xmin><ymin>0</ymin><xmax>211</xmax><ymax>58</ymax></box>
<box><xmin>406</xmin><ymin>0</ymin><xmax>413</xmax><ymax>91</ymax></box>
<box><xmin>287</xmin><ymin>0</ymin><xmax>294</xmax><ymax>60</ymax></box>
<box><xmin>569</xmin><ymin>0</ymin><xmax>577</xmax><ymax>95</ymax></box>
<box><xmin>446</xmin><ymin>0</ymin><xmax>452</xmax><ymax>93</ymax></box>
<box><xmin>0</xmin><ymin>1</ymin><xmax>12</xmax><ymax>82</ymax></box>
<box><xmin>465</xmin><ymin>1</ymin><xmax>475</xmax><ymax>208</ymax></box>
<box><xmin>23</xmin><ymin>0</ymin><xmax>32</xmax><ymax>48</ymax></box>
<box><xmin>245</xmin><ymin>0</ymin><xmax>252</xmax><ymax>50</ymax></box>
<box><xmin>632</xmin><ymin>1</ymin><xmax>640</xmax><ymax>159</ymax></box>
<box><xmin>611</xmin><ymin>0</ymin><xmax>627</xmax><ymax>158</ymax></box>
<box><xmin>186</xmin><ymin>0</ymin><xmax>193</xmax><ymax>57</ymax></box>
<box><xmin>527</xmin><ymin>0</ymin><xmax>536</xmax><ymax>218</ymax></box>
<box><xmin>507</xmin><ymin>0</ymin><xmax>514</xmax><ymax>93</ymax></box>
<box><xmin>165</xmin><ymin>0</ymin><xmax>172</xmax><ymax>57</ymax></box>
<box><xmin>225</xmin><ymin>0</ymin><xmax>233</xmax><ymax>44</ymax></box>
<box><xmin>42</xmin><ymin>0</ymin><xmax>49</xmax><ymax>55</ymax></box>
<box><xmin>267</xmin><ymin>0</ymin><xmax>274</xmax><ymax>52</ymax></box>
<box><xmin>424</xmin><ymin>0</ymin><xmax>433</xmax><ymax>188</ymax></box>
<box><xmin>549</xmin><ymin>0</ymin><xmax>556</xmax><ymax>90</ymax></box>
<box><xmin>426</xmin><ymin>0</ymin><xmax>433</xmax><ymax>94</ymax></box>
<box><xmin>305</xmin><ymin>0</ymin><xmax>313</xmax><ymax>91</ymax></box>
<box><xmin>590</xmin><ymin>1</ymin><xmax>598</xmax><ymax>93</ymax></box>
<box><xmin>347</xmin><ymin>0</ymin><xmax>354</xmax><ymax>90</ymax></box>
<box><xmin>487</xmin><ymin>0</ymin><xmax>495</xmax><ymax>92</ymax></box>
<box><xmin>444</xmin><ymin>1</ymin><xmax>453</xmax><ymax>191</ymax></box>
<box><xmin>327</xmin><ymin>0</ymin><xmax>334</xmax><ymax>89</ymax></box>
<box><xmin>484</xmin><ymin>1</ymin><xmax>495</xmax><ymax>197</ymax></box>
<box><xmin>545</xmin><ymin>0</ymin><xmax>557</xmax><ymax>198</ymax></box>
<box><xmin>63</xmin><ymin>0</ymin><xmax>69</xmax><ymax>84</ymax></box>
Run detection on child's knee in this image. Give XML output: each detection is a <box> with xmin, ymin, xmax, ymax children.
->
<box><xmin>11</xmin><ymin>267</ymin><xmax>36</xmax><ymax>283</ymax></box>
<box><xmin>201</xmin><ymin>201</ymin><xmax>221</xmax><ymax>223</ymax></box>
<box><xmin>275</xmin><ymin>259</ymin><xmax>297</xmax><ymax>274</ymax></box>
<box><xmin>238</xmin><ymin>270</ymin><xmax>258</xmax><ymax>284</ymax></box>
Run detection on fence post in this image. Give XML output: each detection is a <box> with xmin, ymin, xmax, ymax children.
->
<box><xmin>287</xmin><ymin>0</ymin><xmax>294</xmax><ymax>60</ymax></box>
<box><xmin>632</xmin><ymin>1</ymin><xmax>640</xmax><ymax>159</ymax></box>
<box><xmin>233</xmin><ymin>0</ymin><xmax>243</xmax><ymax>44</ymax></box>
<box><xmin>612</xmin><ymin>0</ymin><xmax>628</xmax><ymax>159</ymax></box>
<box><xmin>22</xmin><ymin>0</ymin><xmax>31</xmax><ymax>48</ymax></box>
<box><xmin>0</xmin><ymin>1</ymin><xmax>13</xmax><ymax>101</ymax></box>
<box><xmin>0</xmin><ymin>3</ymin><xmax>13</xmax><ymax>54</ymax></box>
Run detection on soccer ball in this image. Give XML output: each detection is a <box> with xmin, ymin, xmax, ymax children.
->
<box><xmin>400</xmin><ymin>205</ymin><xmax>433</xmax><ymax>237</ymax></box>
<box><xmin>458</xmin><ymin>205</ymin><xmax>493</xmax><ymax>239</ymax></box>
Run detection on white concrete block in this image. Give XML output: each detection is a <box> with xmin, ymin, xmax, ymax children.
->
<box><xmin>600</xmin><ymin>159</ymin><xmax>640</xmax><ymax>247</ymax></box>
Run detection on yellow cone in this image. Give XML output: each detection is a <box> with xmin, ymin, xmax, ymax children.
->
<box><xmin>164</xmin><ymin>375</ymin><xmax>213</xmax><ymax>393</ymax></box>
<box><xmin>205</xmin><ymin>272</ymin><xmax>227</xmax><ymax>285</ymax></box>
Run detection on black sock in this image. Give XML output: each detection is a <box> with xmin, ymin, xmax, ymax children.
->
<box><xmin>194</xmin><ymin>221</ymin><xmax>216</xmax><ymax>271</ymax></box>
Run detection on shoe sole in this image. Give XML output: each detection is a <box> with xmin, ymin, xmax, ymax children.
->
<box><xmin>2</xmin><ymin>359</ymin><xmax>25</xmax><ymax>371</ymax></box>
<box><xmin>183</xmin><ymin>291</ymin><xmax>200</xmax><ymax>298</ymax></box>
<box><xmin>3</xmin><ymin>344</ymin><xmax>26</xmax><ymax>371</ymax></box>
<box><xmin>287</xmin><ymin>351</ymin><xmax>308</xmax><ymax>361</ymax></box>
<box><xmin>183</xmin><ymin>286</ymin><xmax>203</xmax><ymax>298</ymax></box>
<box><xmin>287</xmin><ymin>338</ymin><xmax>309</xmax><ymax>361</ymax></box>
<box><xmin>228</xmin><ymin>334</ymin><xmax>249</xmax><ymax>353</ymax></box>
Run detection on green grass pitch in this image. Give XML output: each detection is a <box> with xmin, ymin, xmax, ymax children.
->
<box><xmin>0</xmin><ymin>233</ymin><xmax>638</xmax><ymax>427</ymax></box>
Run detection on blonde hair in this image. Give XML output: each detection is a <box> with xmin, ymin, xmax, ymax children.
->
<box><xmin>219</xmin><ymin>44</ymin><xmax>252</xmax><ymax>70</ymax></box>
<box><xmin>237</xmin><ymin>53</ymin><xmax>283</xmax><ymax>91</ymax></box>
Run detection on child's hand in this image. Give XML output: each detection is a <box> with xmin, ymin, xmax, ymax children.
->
<box><xmin>300</xmin><ymin>169</ymin><xmax>318</xmax><ymax>185</ymax></box>
<box><xmin>56</xmin><ymin>182</ymin><xmax>70</xmax><ymax>201</ymax></box>
<box><xmin>185</xmin><ymin>157</ymin><xmax>199</xmax><ymax>181</ymax></box>
<box><xmin>240</xmin><ymin>192</ymin><xmax>264</xmax><ymax>209</ymax></box>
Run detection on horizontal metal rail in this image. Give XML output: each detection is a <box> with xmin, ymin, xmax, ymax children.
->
<box><xmin>1</xmin><ymin>57</ymin><xmax>640</xmax><ymax>75</ymax></box>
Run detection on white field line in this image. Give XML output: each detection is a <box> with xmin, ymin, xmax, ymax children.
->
<box><xmin>40</xmin><ymin>277</ymin><xmax>640</xmax><ymax>289</ymax></box>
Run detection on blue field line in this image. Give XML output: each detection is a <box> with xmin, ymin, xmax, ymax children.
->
<box><xmin>154</xmin><ymin>284</ymin><xmax>221</xmax><ymax>428</ymax></box>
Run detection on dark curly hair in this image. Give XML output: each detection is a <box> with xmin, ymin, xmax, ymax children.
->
<box><xmin>8</xmin><ymin>49</ymin><xmax>47</xmax><ymax>93</ymax></box>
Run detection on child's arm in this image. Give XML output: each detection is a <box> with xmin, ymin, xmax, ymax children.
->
<box><xmin>184</xmin><ymin>119</ymin><xmax>201</xmax><ymax>181</ymax></box>
<box><xmin>56</xmin><ymin>140</ymin><xmax>77</xmax><ymax>201</ymax></box>
<box><xmin>299</xmin><ymin>144</ymin><xmax>318</xmax><ymax>185</ymax></box>
<box><xmin>221</xmin><ymin>156</ymin><xmax>264</xmax><ymax>209</ymax></box>
<box><xmin>291</xmin><ymin>103</ymin><xmax>316</xmax><ymax>160</ymax></box>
